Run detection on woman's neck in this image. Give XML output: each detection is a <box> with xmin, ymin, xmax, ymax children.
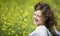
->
<box><xmin>37</xmin><ymin>24</ymin><xmax>44</xmax><ymax>27</ymax></box>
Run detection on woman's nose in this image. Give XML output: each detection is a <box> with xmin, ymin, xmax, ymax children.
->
<box><xmin>33</xmin><ymin>15</ymin><xmax>37</xmax><ymax>19</ymax></box>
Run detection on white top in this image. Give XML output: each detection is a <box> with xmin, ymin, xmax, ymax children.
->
<box><xmin>28</xmin><ymin>25</ymin><xmax>52</xmax><ymax>36</ymax></box>
<box><xmin>55</xmin><ymin>31</ymin><xmax>60</xmax><ymax>36</ymax></box>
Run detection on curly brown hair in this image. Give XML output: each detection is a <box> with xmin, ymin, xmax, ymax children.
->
<box><xmin>34</xmin><ymin>2</ymin><xmax>57</xmax><ymax>36</ymax></box>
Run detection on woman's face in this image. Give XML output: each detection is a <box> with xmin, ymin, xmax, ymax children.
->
<box><xmin>33</xmin><ymin>10</ymin><xmax>45</xmax><ymax>26</ymax></box>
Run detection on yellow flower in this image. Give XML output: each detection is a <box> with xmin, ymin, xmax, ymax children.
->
<box><xmin>23</xmin><ymin>31</ymin><xmax>25</xmax><ymax>34</ymax></box>
<box><xmin>1</xmin><ymin>7</ymin><xmax>4</xmax><ymax>10</ymax></box>
<box><xmin>8</xmin><ymin>32</ymin><xmax>10</xmax><ymax>35</ymax></box>
<box><xmin>16</xmin><ymin>34</ymin><xmax>19</xmax><ymax>36</ymax></box>
<box><xmin>23</xmin><ymin>31</ymin><xmax>26</xmax><ymax>36</ymax></box>
<box><xmin>4</xmin><ymin>17</ymin><xmax>6</xmax><ymax>20</ymax></box>
<box><xmin>15</xmin><ymin>7</ymin><xmax>19</xmax><ymax>10</ymax></box>
<box><xmin>7</xmin><ymin>23</ymin><xmax>10</xmax><ymax>26</ymax></box>
<box><xmin>9</xmin><ymin>28</ymin><xmax>11</xmax><ymax>31</ymax></box>
<box><xmin>1</xmin><ymin>17</ymin><xmax>2</xmax><ymax>20</ymax></box>
<box><xmin>20</xmin><ymin>10</ymin><xmax>23</xmax><ymax>13</ymax></box>
<box><xmin>22</xmin><ymin>25</ymin><xmax>25</xmax><ymax>28</ymax></box>
<box><xmin>4</xmin><ymin>21</ymin><xmax>7</xmax><ymax>24</ymax></box>
<box><xmin>18</xmin><ymin>28</ymin><xmax>20</xmax><ymax>30</ymax></box>
<box><xmin>11</xmin><ymin>30</ymin><xmax>15</xmax><ymax>34</ymax></box>
<box><xmin>23</xmin><ymin>11</ymin><xmax>28</xmax><ymax>16</ymax></box>
<box><xmin>30</xmin><ymin>6</ymin><xmax>33</xmax><ymax>9</ymax></box>
<box><xmin>24</xmin><ymin>18</ymin><xmax>27</xmax><ymax>22</ymax></box>
<box><xmin>2</xmin><ymin>28</ymin><xmax>6</xmax><ymax>30</ymax></box>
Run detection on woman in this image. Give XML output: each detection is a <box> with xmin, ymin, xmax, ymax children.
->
<box><xmin>28</xmin><ymin>2</ymin><xmax>60</xmax><ymax>36</ymax></box>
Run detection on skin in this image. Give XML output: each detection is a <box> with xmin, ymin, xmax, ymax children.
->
<box><xmin>33</xmin><ymin>10</ymin><xmax>45</xmax><ymax>26</ymax></box>
<box><xmin>53</xmin><ymin>25</ymin><xmax>58</xmax><ymax>32</ymax></box>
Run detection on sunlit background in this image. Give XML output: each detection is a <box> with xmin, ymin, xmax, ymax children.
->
<box><xmin>0</xmin><ymin>0</ymin><xmax>60</xmax><ymax>36</ymax></box>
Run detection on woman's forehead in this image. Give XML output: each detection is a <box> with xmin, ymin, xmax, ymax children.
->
<box><xmin>34</xmin><ymin>10</ymin><xmax>42</xmax><ymax>15</ymax></box>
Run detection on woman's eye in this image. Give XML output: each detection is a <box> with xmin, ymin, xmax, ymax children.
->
<box><xmin>33</xmin><ymin>14</ymin><xmax>41</xmax><ymax>18</ymax></box>
<box><xmin>37</xmin><ymin>15</ymin><xmax>41</xmax><ymax>18</ymax></box>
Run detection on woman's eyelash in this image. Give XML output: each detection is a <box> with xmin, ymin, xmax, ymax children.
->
<box><xmin>34</xmin><ymin>14</ymin><xmax>41</xmax><ymax>18</ymax></box>
<box><xmin>37</xmin><ymin>15</ymin><xmax>41</xmax><ymax>18</ymax></box>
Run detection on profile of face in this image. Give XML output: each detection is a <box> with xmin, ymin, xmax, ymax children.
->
<box><xmin>33</xmin><ymin>10</ymin><xmax>45</xmax><ymax>26</ymax></box>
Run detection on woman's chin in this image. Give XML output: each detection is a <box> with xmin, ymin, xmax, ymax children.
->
<box><xmin>34</xmin><ymin>22</ymin><xmax>38</xmax><ymax>25</ymax></box>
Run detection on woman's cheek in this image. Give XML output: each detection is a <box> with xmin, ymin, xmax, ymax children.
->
<box><xmin>38</xmin><ymin>17</ymin><xmax>41</xmax><ymax>21</ymax></box>
<box><xmin>37</xmin><ymin>17</ymin><xmax>39</xmax><ymax>19</ymax></box>
<box><xmin>38</xmin><ymin>18</ymin><xmax>43</xmax><ymax>23</ymax></box>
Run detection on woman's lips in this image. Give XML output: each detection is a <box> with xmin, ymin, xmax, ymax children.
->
<box><xmin>35</xmin><ymin>19</ymin><xmax>38</xmax><ymax>22</ymax></box>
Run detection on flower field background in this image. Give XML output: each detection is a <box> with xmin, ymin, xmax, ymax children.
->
<box><xmin>0</xmin><ymin>0</ymin><xmax>60</xmax><ymax>36</ymax></box>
